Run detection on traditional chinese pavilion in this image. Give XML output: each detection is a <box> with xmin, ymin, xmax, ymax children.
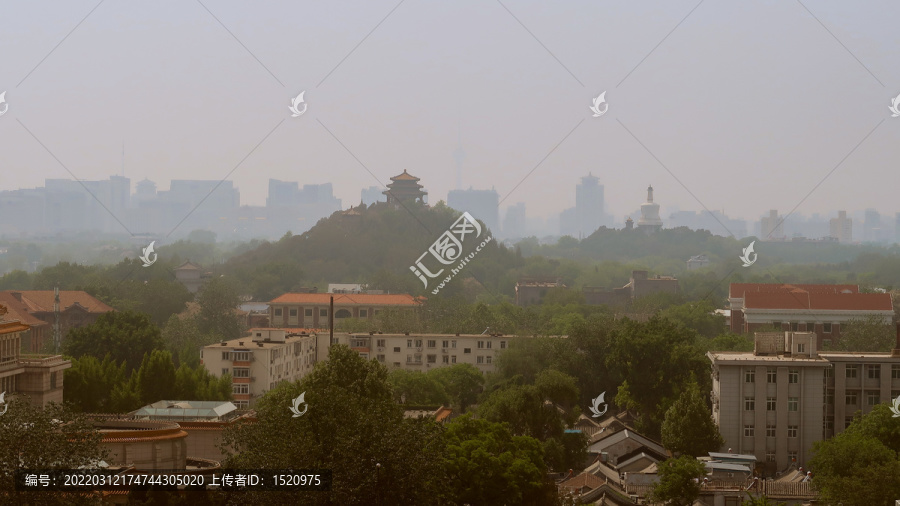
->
<box><xmin>383</xmin><ymin>170</ymin><xmax>427</xmax><ymax>205</ymax></box>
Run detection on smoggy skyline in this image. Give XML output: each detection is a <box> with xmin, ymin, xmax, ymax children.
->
<box><xmin>2</xmin><ymin>1</ymin><xmax>899</xmax><ymax>227</ymax></box>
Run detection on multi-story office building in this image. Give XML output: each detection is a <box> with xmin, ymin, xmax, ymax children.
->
<box><xmin>268</xmin><ymin>293</ymin><xmax>420</xmax><ymax>329</ymax></box>
<box><xmin>575</xmin><ymin>173</ymin><xmax>608</xmax><ymax>236</ymax></box>
<box><xmin>200</xmin><ymin>329</ymin><xmax>318</xmax><ymax>408</ymax></box>
<box><xmin>829</xmin><ymin>210</ymin><xmax>852</xmax><ymax>243</ymax></box>
<box><xmin>760</xmin><ymin>210</ymin><xmax>784</xmax><ymax>240</ymax></box>
<box><xmin>502</xmin><ymin>203</ymin><xmax>527</xmax><ymax>239</ymax></box>
<box><xmin>447</xmin><ymin>188</ymin><xmax>500</xmax><ymax>234</ymax></box>
<box><xmin>343</xmin><ymin>332</ymin><xmax>515</xmax><ymax>374</ymax></box>
<box><xmin>708</xmin><ymin>330</ymin><xmax>900</xmax><ymax>475</ymax></box>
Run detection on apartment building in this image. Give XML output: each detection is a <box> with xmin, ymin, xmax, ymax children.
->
<box><xmin>342</xmin><ymin>332</ymin><xmax>514</xmax><ymax>374</ymax></box>
<box><xmin>268</xmin><ymin>293</ymin><xmax>420</xmax><ymax>328</ymax></box>
<box><xmin>708</xmin><ymin>330</ymin><xmax>900</xmax><ymax>475</ymax></box>
<box><xmin>200</xmin><ymin>329</ymin><xmax>318</xmax><ymax>408</ymax></box>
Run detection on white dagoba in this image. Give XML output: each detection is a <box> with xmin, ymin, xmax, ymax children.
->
<box><xmin>637</xmin><ymin>185</ymin><xmax>662</xmax><ymax>233</ymax></box>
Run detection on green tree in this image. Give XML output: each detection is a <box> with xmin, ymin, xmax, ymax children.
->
<box><xmin>649</xmin><ymin>456</ymin><xmax>707</xmax><ymax>506</ymax></box>
<box><xmin>429</xmin><ymin>363</ymin><xmax>484</xmax><ymax>413</ymax></box>
<box><xmin>162</xmin><ymin>315</ymin><xmax>218</xmax><ymax>367</ymax></box>
<box><xmin>175</xmin><ymin>362</ymin><xmax>232</xmax><ymax>401</ymax></box>
<box><xmin>136</xmin><ymin>350</ymin><xmax>177</xmax><ymax>404</ymax></box>
<box><xmin>63</xmin><ymin>310</ymin><xmax>164</xmax><ymax>372</ymax></box>
<box><xmin>661</xmin><ymin>378</ymin><xmax>724</xmax><ymax>457</ymax></box>
<box><xmin>63</xmin><ymin>354</ymin><xmax>128</xmax><ymax>412</ymax></box>
<box><xmin>387</xmin><ymin>369</ymin><xmax>449</xmax><ymax>406</ymax></box>
<box><xmin>195</xmin><ymin>277</ymin><xmax>243</xmax><ymax>340</ymax></box>
<box><xmin>477</xmin><ymin>384</ymin><xmax>563</xmax><ymax>441</ymax></box>
<box><xmin>828</xmin><ymin>314</ymin><xmax>895</xmax><ymax>352</ymax></box>
<box><xmin>443</xmin><ymin>415</ymin><xmax>559</xmax><ymax>506</ymax></box>
<box><xmin>220</xmin><ymin>345</ymin><xmax>448</xmax><ymax>505</ymax></box>
<box><xmin>810</xmin><ymin>404</ymin><xmax>900</xmax><ymax>505</ymax></box>
<box><xmin>0</xmin><ymin>395</ymin><xmax>107</xmax><ymax>505</ymax></box>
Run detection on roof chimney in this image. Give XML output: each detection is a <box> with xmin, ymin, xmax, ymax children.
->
<box><xmin>893</xmin><ymin>323</ymin><xmax>900</xmax><ymax>357</ymax></box>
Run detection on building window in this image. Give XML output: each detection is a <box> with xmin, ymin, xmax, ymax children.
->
<box><xmin>767</xmin><ymin>369</ymin><xmax>776</xmax><ymax>383</ymax></box>
<box><xmin>745</xmin><ymin>370</ymin><xmax>755</xmax><ymax>383</ymax></box>
<box><xmin>427</xmin><ymin>355</ymin><xmax>436</xmax><ymax>363</ymax></box>
<box><xmin>486</xmin><ymin>341</ymin><xmax>492</xmax><ymax>349</ymax></box>
<box><xmin>442</xmin><ymin>356</ymin><xmax>449</xmax><ymax>364</ymax></box>
<box><xmin>867</xmin><ymin>391</ymin><xmax>879</xmax><ymax>405</ymax></box>
<box><xmin>305</xmin><ymin>309</ymin><xmax>312</xmax><ymax>317</ymax></box>
<box><xmin>274</xmin><ymin>308</ymin><xmax>282</xmax><ymax>316</ymax></box>
<box><xmin>486</xmin><ymin>356</ymin><xmax>492</xmax><ymax>364</ymax></box>
<box><xmin>222</xmin><ymin>352</ymin><xmax>230</xmax><ymax>360</ymax></box>
<box><xmin>788</xmin><ymin>370</ymin><xmax>799</xmax><ymax>384</ymax></box>
<box><xmin>500</xmin><ymin>341</ymin><xmax>506</xmax><ymax>349</ymax></box>
<box><xmin>743</xmin><ymin>425</ymin><xmax>754</xmax><ymax>437</ymax></box>
<box><xmin>415</xmin><ymin>339</ymin><xmax>423</xmax><ymax>347</ymax></box>
<box><xmin>289</xmin><ymin>309</ymin><xmax>297</xmax><ymax>317</ymax></box>
<box><xmin>824</xmin><ymin>418</ymin><xmax>834</xmax><ymax>432</ymax></box>
<box><xmin>788</xmin><ymin>451</ymin><xmax>798</xmax><ymax>462</ymax></box>
<box><xmin>477</xmin><ymin>356</ymin><xmax>484</xmax><ymax>364</ymax></box>
<box><xmin>772</xmin><ymin>321</ymin><xmax>782</xmax><ymax>330</ymax></box>
<box><xmin>222</xmin><ymin>368</ymin><xmax>229</xmax><ymax>376</ymax></box>
<box><xmin>414</xmin><ymin>354</ymin><xmax>421</xmax><ymax>363</ymax></box>
<box><xmin>359</xmin><ymin>309</ymin><xmax>368</xmax><ymax>318</ymax></box>
<box><xmin>788</xmin><ymin>397</ymin><xmax>799</xmax><ymax>411</ymax></box>
<box><xmin>744</xmin><ymin>397</ymin><xmax>755</xmax><ymax>411</ymax></box>
<box><xmin>377</xmin><ymin>354</ymin><xmax>385</xmax><ymax>362</ymax></box>
<box><xmin>787</xmin><ymin>425</ymin><xmax>798</xmax><ymax>438</ymax></box>
<box><xmin>477</xmin><ymin>341</ymin><xmax>484</xmax><ymax>349</ymax></box>
<box><xmin>406</xmin><ymin>355</ymin><xmax>413</xmax><ymax>363</ymax></box>
<box><xmin>825</xmin><ymin>392</ymin><xmax>834</xmax><ymax>405</ymax></box>
<box><xmin>233</xmin><ymin>384</ymin><xmax>249</xmax><ymax>394</ymax></box>
<box><xmin>376</xmin><ymin>339</ymin><xmax>385</xmax><ymax>347</ymax></box>
<box><xmin>823</xmin><ymin>322</ymin><xmax>832</xmax><ymax>333</ymax></box>
<box><xmin>427</xmin><ymin>340</ymin><xmax>436</xmax><ymax>348</ymax></box>
<box><xmin>791</xmin><ymin>322</ymin><xmax>799</xmax><ymax>332</ymax></box>
<box><xmin>233</xmin><ymin>351</ymin><xmax>249</xmax><ymax>361</ymax></box>
<box><xmin>765</xmin><ymin>452</ymin><xmax>776</xmax><ymax>462</ymax></box>
<box><xmin>442</xmin><ymin>340</ymin><xmax>449</xmax><ymax>348</ymax></box>
<box><xmin>767</xmin><ymin>397</ymin><xmax>776</xmax><ymax>411</ymax></box>
<box><xmin>451</xmin><ymin>356</ymin><xmax>457</xmax><ymax>364</ymax></box>
<box><xmin>797</xmin><ymin>343</ymin><xmax>806</xmax><ymax>353</ymax></box>
<box><xmin>393</xmin><ymin>347</ymin><xmax>400</xmax><ymax>353</ymax></box>
<box><xmin>846</xmin><ymin>392</ymin><xmax>857</xmax><ymax>405</ymax></box>
<box><xmin>766</xmin><ymin>425</ymin><xmax>775</xmax><ymax>438</ymax></box>
<box><xmin>893</xmin><ymin>365</ymin><xmax>900</xmax><ymax>379</ymax></box>
<box><xmin>464</xmin><ymin>348</ymin><xmax>471</xmax><ymax>354</ymax></box>
<box><xmin>50</xmin><ymin>372</ymin><xmax>58</xmax><ymax>389</ymax></box>
<box><xmin>846</xmin><ymin>365</ymin><xmax>859</xmax><ymax>378</ymax></box>
<box><xmin>407</xmin><ymin>339</ymin><xmax>413</xmax><ymax>348</ymax></box>
<box><xmin>233</xmin><ymin>368</ymin><xmax>249</xmax><ymax>378</ymax></box>
<box><xmin>451</xmin><ymin>340</ymin><xmax>457</xmax><ymax>348</ymax></box>
<box><xmin>868</xmin><ymin>365</ymin><xmax>881</xmax><ymax>379</ymax></box>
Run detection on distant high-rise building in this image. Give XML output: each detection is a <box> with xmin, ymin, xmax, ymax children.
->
<box><xmin>575</xmin><ymin>173</ymin><xmax>608</xmax><ymax>237</ymax></box>
<box><xmin>829</xmin><ymin>211</ymin><xmax>852</xmax><ymax>243</ymax></box>
<box><xmin>760</xmin><ymin>210</ymin><xmax>784</xmax><ymax>240</ymax></box>
<box><xmin>559</xmin><ymin>207</ymin><xmax>578</xmax><ymax>237</ymax></box>
<box><xmin>447</xmin><ymin>188</ymin><xmax>499</xmax><ymax>233</ymax></box>
<box><xmin>863</xmin><ymin>208</ymin><xmax>882</xmax><ymax>243</ymax></box>
<box><xmin>502</xmin><ymin>203</ymin><xmax>526</xmax><ymax>239</ymax></box>
<box><xmin>636</xmin><ymin>185</ymin><xmax>662</xmax><ymax>233</ymax></box>
<box><xmin>361</xmin><ymin>186</ymin><xmax>386</xmax><ymax>206</ymax></box>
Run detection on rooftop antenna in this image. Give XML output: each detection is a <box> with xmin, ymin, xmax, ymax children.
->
<box><xmin>481</xmin><ymin>326</ymin><xmax>490</xmax><ymax>335</ymax></box>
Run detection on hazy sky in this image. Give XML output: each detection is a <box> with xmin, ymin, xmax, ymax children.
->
<box><xmin>2</xmin><ymin>1</ymin><xmax>899</xmax><ymax>225</ymax></box>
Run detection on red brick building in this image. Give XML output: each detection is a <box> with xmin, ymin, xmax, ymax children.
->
<box><xmin>728</xmin><ymin>283</ymin><xmax>894</xmax><ymax>348</ymax></box>
<box><xmin>0</xmin><ymin>290</ymin><xmax>114</xmax><ymax>352</ymax></box>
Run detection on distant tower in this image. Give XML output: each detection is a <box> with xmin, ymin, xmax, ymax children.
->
<box><xmin>625</xmin><ymin>217</ymin><xmax>634</xmax><ymax>230</ymax></box>
<box><xmin>636</xmin><ymin>185</ymin><xmax>662</xmax><ymax>233</ymax></box>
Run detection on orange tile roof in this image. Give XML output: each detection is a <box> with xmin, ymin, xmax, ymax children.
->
<box><xmin>744</xmin><ymin>291</ymin><xmax>893</xmax><ymax>311</ymax></box>
<box><xmin>390</xmin><ymin>170</ymin><xmax>420</xmax><ymax>181</ymax></box>
<box><xmin>730</xmin><ymin>283</ymin><xmax>858</xmax><ymax>298</ymax></box>
<box><xmin>0</xmin><ymin>296</ymin><xmax>49</xmax><ymax>327</ymax></box>
<box><xmin>0</xmin><ymin>291</ymin><xmax>114</xmax><ymax>314</ymax></box>
<box><xmin>0</xmin><ymin>319</ymin><xmax>30</xmax><ymax>334</ymax></box>
<box><xmin>559</xmin><ymin>472</ymin><xmax>605</xmax><ymax>491</ymax></box>
<box><xmin>270</xmin><ymin>293</ymin><xmax>421</xmax><ymax>306</ymax></box>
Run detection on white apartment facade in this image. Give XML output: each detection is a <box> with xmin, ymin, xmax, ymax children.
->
<box><xmin>343</xmin><ymin>332</ymin><xmax>515</xmax><ymax>374</ymax></box>
<box><xmin>201</xmin><ymin>329</ymin><xmax>318</xmax><ymax>408</ymax></box>
<box><xmin>708</xmin><ymin>330</ymin><xmax>900</xmax><ymax>475</ymax></box>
